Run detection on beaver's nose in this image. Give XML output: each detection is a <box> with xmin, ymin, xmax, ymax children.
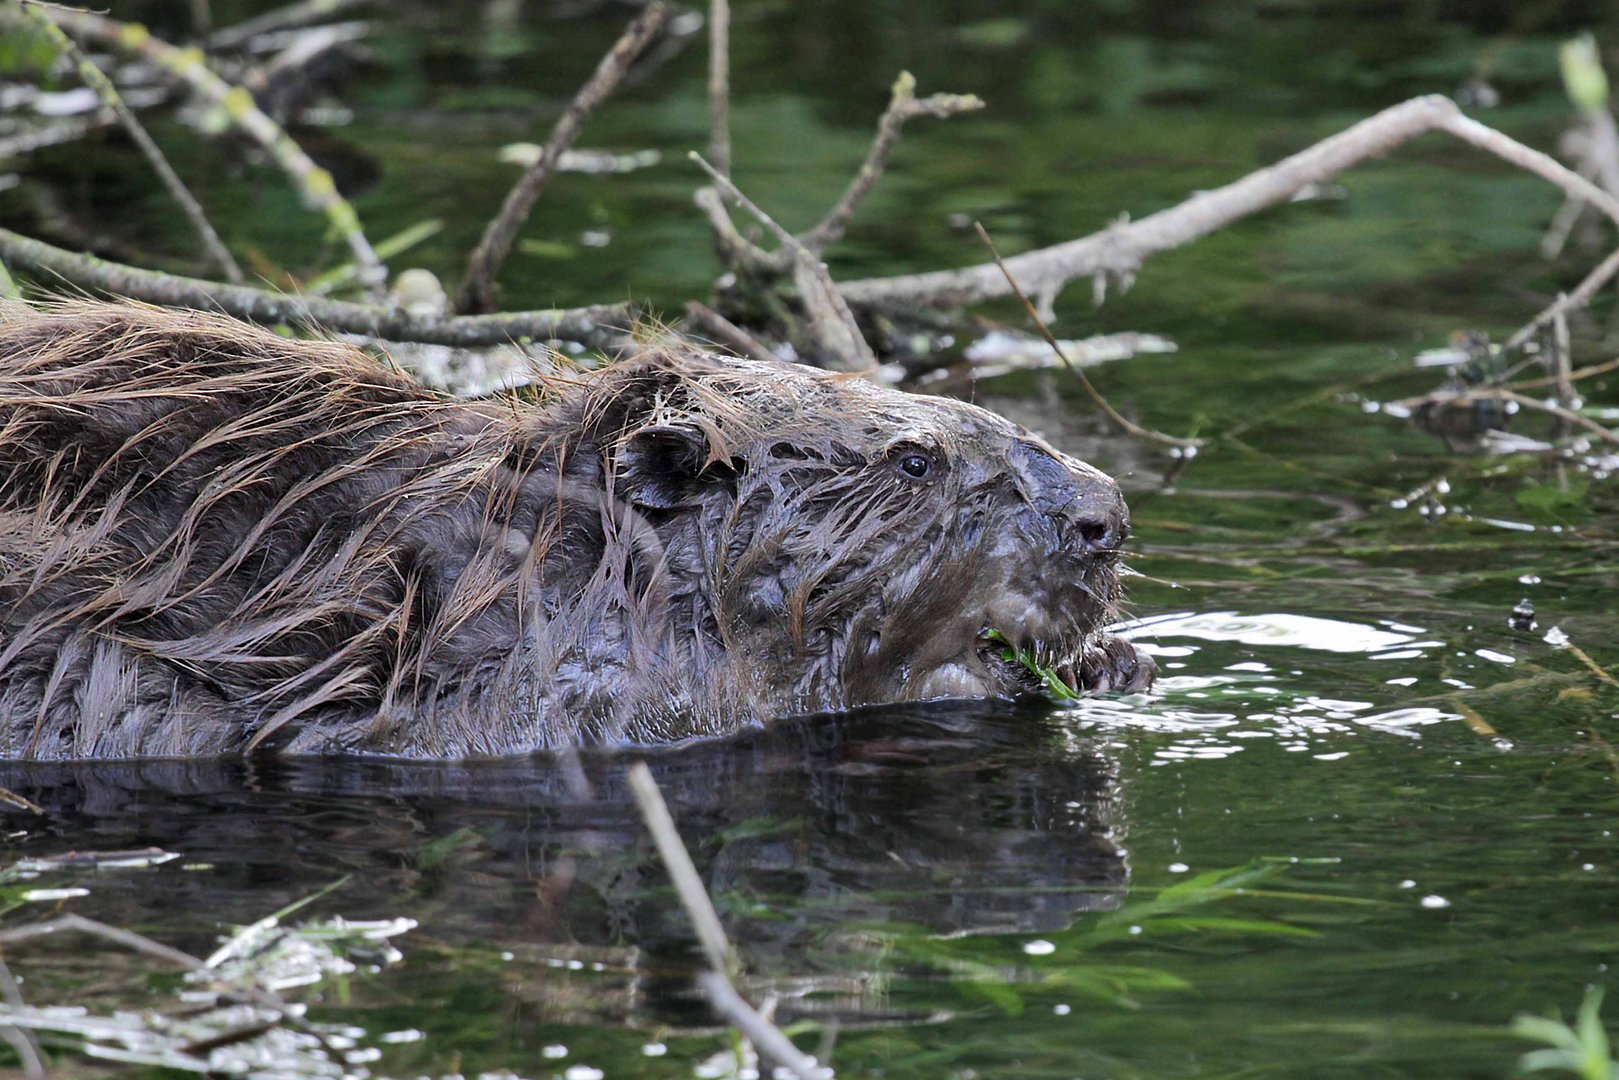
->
<box><xmin>1009</xmin><ymin>438</ymin><xmax>1129</xmax><ymax>553</ymax></box>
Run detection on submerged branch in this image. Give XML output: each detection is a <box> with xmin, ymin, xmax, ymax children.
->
<box><xmin>627</xmin><ymin>762</ymin><xmax>734</xmax><ymax>976</ymax></box>
<box><xmin>629</xmin><ymin>763</ymin><xmax>827</xmax><ymax>1078</ymax></box>
<box><xmin>698</xmin><ymin>972</ymin><xmax>827</xmax><ymax>1080</ymax></box>
<box><xmin>455</xmin><ymin>2</ymin><xmax>671</xmax><ymax>314</ymax></box>
<box><xmin>0</xmin><ymin>224</ymin><xmax>631</xmax><ymax>348</ymax></box>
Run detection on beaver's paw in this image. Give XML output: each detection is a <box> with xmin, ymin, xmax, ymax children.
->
<box><xmin>1078</xmin><ymin>636</ymin><xmax>1156</xmax><ymax>694</ymax></box>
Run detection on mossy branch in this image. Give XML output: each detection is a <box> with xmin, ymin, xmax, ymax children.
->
<box><xmin>46</xmin><ymin>7</ymin><xmax>385</xmax><ymax>295</ymax></box>
<box><xmin>16</xmin><ymin>0</ymin><xmax>244</xmax><ymax>284</ymax></box>
<box><xmin>0</xmin><ymin>224</ymin><xmax>630</xmax><ymax>349</ymax></box>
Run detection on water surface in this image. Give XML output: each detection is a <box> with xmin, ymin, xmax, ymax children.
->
<box><xmin>2</xmin><ymin>1</ymin><xmax>1618</xmax><ymax>1076</ymax></box>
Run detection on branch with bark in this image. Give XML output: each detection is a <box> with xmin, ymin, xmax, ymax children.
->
<box><xmin>454</xmin><ymin>2</ymin><xmax>672</xmax><ymax>314</ymax></box>
<box><xmin>40</xmin><ymin>6</ymin><xmax>386</xmax><ymax>294</ymax></box>
<box><xmin>0</xmin><ymin>224</ymin><xmax>630</xmax><ymax>349</ymax></box>
<box><xmin>18</xmin><ymin>0</ymin><xmax>244</xmax><ymax>284</ymax></box>
<box><xmin>836</xmin><ymin>95</ymin><xmax>1619</xmax><ymax>319</ymax></box>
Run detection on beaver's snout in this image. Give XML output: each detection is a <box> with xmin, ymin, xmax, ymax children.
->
<box><xmin>1008</xmin><ymin>438</ymin><xmax>1129</xmax><ymax>556</ymax></box>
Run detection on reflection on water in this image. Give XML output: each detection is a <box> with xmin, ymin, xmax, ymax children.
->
<box><xmin>1081</xmin><ymin>610</ymin><xmax>1464</xmax><ymax>761</ymax></box>
<box><xmin>1</xmin><ymin>702</ymin><xmax>1127</xmax><ymax>1029</ymax></box>
<box><xmin>1123</xmin><ymin>610</ymin><xmax>1437</xmax><ymax>653</ymax></box>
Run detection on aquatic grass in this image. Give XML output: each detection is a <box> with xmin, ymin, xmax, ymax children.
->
<box><xmin>1515</xmin><ymin>987</ymin><xmax>1619</xmax><ymax>1080</ymax></box>
<box><xmin>857</xmin><ymin>860</ymin><xmax>1330</xmax><ymax>1013</ymax></box>
<box><xmin>984</xmin><ymin>629</ymin><xmax>1081</xmax><ymax>701</ymax></box>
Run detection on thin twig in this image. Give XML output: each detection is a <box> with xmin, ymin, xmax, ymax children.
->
<box><xmin>684</xmin><ymin>300</ymin><xmax>784</xmax><ymax>362</ymax></box>
<box><xmin>1506</xmin><ymin>356</ymin><xmax>1619</xmax><ymax>392</ymax></box>
<box><xmin>800</xmin><ymin>72</ymin><xmax>982</xmax><ymax>255</ymax></box>
<box><xmin>0</xmin><ymin>956</ymin><xmax>46</xmax><ymax>1080</ymax></box>
<box><xmin>0</xmin><ymin>787</ymin><xmax>43</xmax><ymax>814</ymax></box>
<box><xmin>840</xmin><ymin>96</ymin><xmax>1619</xmax><ymax>320</ymax></box>
<box><xmin>626</xmin><ymin>762</ymin><xmax>734</xmax><ymax>975</ymax></box>
<box><xmin>0</xmin><ymin>224</ymin><xmax>632</xmax><ymax>349</ymax></box>
<box><xmin>707</xmin><ymin>0</ymin><xmax>730</xmax><ymax>178</ymax></box>
<box><xmin>46</xmin><ymin>6</ymin><xmax>385</xmax><ymax>295</ymax></box>
<box><xmin>207</xmin><ymin>0</ymin><xmax>366</xmax><ymax>51</ymax></box>
<box><xmin>697</xmin><ymin>971</ymin><xmax>826</xmax><ymax>1080</ymax></box>
<box><xmin>1504</xmin><ymin>245</ymin><xmax>1619</xmax><ymax>352</ymax></box>
<box><xmin>18</xmin><ymin>0</ymin><xmax>244</xmax><ymax>284</ymax></box>
<box><xmin>456</xmin><ymin>2</ymin><xmax>671</xmax><ymax>314</ymax></box>
<box><xmin>0</xmin><ymin>914</ymin><xmax>205</xmax><ymax>972</ymax></box>
<box><xmin>691</xmin><ymin>153</ymin><xmax>877</xmax><ymax>371</ymax></box>
<box><xmin>973</xmin><ymin>222</ymin><xmax>1200</xmax><ymax>450</ymax></box>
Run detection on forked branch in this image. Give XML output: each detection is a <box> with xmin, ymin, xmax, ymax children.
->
<box><xmin>838</xmin><ymin>95</ymin><xmax>1619</xmax><ymax>320</ymax></box>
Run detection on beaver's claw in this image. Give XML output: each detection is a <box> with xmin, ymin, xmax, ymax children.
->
<box><xmin>1077</xmin><ymin>636</ymin><xmax>1156</xmax><ymax>694</ymax></box>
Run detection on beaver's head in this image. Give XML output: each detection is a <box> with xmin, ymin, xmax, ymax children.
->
<box><xmin>559</xmin><ymin>347</ymin><xmax>1146</xmax><ymax>719</ymax></box>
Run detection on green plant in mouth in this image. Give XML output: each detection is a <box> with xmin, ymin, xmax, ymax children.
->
<box><xmin>1515</xmin><ymin>987</ymin><xmax>1619</xmax><ymax>1080</ymax></box>
<box><xmin>984</xmin><ymin>629</ymin><xmax>1081</xmax><ymax>701</ymax></box>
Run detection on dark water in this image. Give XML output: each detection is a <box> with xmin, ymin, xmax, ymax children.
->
<box><xmin>3</xmin><ymin>1</ymin><xmax>1619</xmax><ymax>1076</ymax></box>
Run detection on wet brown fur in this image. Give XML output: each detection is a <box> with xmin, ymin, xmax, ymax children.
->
<box><xmin>0</xmin><ymin>302</ymin><xmax>1149</xmax><ymax>759</ymax></box>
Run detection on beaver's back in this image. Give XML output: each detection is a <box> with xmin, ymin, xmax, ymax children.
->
<box><xmin>0</xmin><ymin>303</ymin><xmax>519</xmax><ymax>758</ymax></box>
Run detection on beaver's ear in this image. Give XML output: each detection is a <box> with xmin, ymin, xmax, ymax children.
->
<box><xmin>617</xmin><ymin>422</ymin><xmax>717</xmax><ymax>509</ymax></box>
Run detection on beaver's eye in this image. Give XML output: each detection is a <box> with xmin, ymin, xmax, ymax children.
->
<box><xmin>894</xmin><ymin>450</ymin><xmax>934</xmax><ymax>480</ymax></box>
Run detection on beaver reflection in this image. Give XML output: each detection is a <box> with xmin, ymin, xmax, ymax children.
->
<box><xmin>1</xmin><ymin>702</ymin><xmax>1126</xmax><ymax>1026</ymax></box>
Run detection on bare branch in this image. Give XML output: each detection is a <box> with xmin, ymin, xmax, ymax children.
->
<box><xmin>707</xmin><ymin>0</ymin><xmax>730</xmax><ymax>177</ymax></box>
<box><xmin>1504</xmin><ymin>245</ymin><xmax>1619</xmax><ymax>352</ymax></box>
<box><xmin>0</xmin><ymin>223</ymin><xmax>631</xmax><ymax>349</ymax></box>
<box><xmin>692</xmin><ymin>153</ymin><xmax>877</xmax><ymax>371</ymax></box>
<box><xmin>692</xmin><ymin>185</ymin><xmax>775</xmax><ymax>267</ymax></box>
<box><xmin>626</xmin><ymin>762</ymin><xmax>734</xmax><ymax>976</ymax></box>
<box><xmin>19</xmin><ymin>0</ymin><xmax>244</xmax><ymax>284</ymax></box>
<box><xmin>455</xmin><ymin>2</ymin><xmax>671</xmax><ymax>314</ymax></box>
<box><xmin>684</xmin><ymin>300</ymin><xmax>784</xmax><ymax>362</ymax></box>
<box><xmin>801</xmin><ymin>72</ymin><xmax>982</xmax><ymax>255</ymax></box>
<box><xmin>839</xmin><ymin>95</ymin><xmax>1619</xmax><ymax>318</ymax></box>
<box><xmin>46</xmin><ymin>7</ymin><xmax>385</xmax><ymax>294</ymax></box>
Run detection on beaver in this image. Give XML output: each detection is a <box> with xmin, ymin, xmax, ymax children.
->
<box><xmin>0</xmin><ymin>302</ymin><xmax>1153</xmax><ymax>759</ymax></box>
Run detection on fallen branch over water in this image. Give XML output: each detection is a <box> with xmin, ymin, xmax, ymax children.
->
<box><xmin>0</xmin><ymin>225</ymin><xmax>631</xmax><ymax>349</ymax></box>
<box><xmin>455</xmin><ymin>2</ymin><xmax>672</xmax><ymax>314</ymax></box>
<box><xmin>837</xmin><ymin>94</ymin><xmax>1619</xmax><ymax>320</ymax></box>
<box><xmin>41</xmin><ymin>5</ymin><xmax>386</xmax><ymax>294</ymax></box>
